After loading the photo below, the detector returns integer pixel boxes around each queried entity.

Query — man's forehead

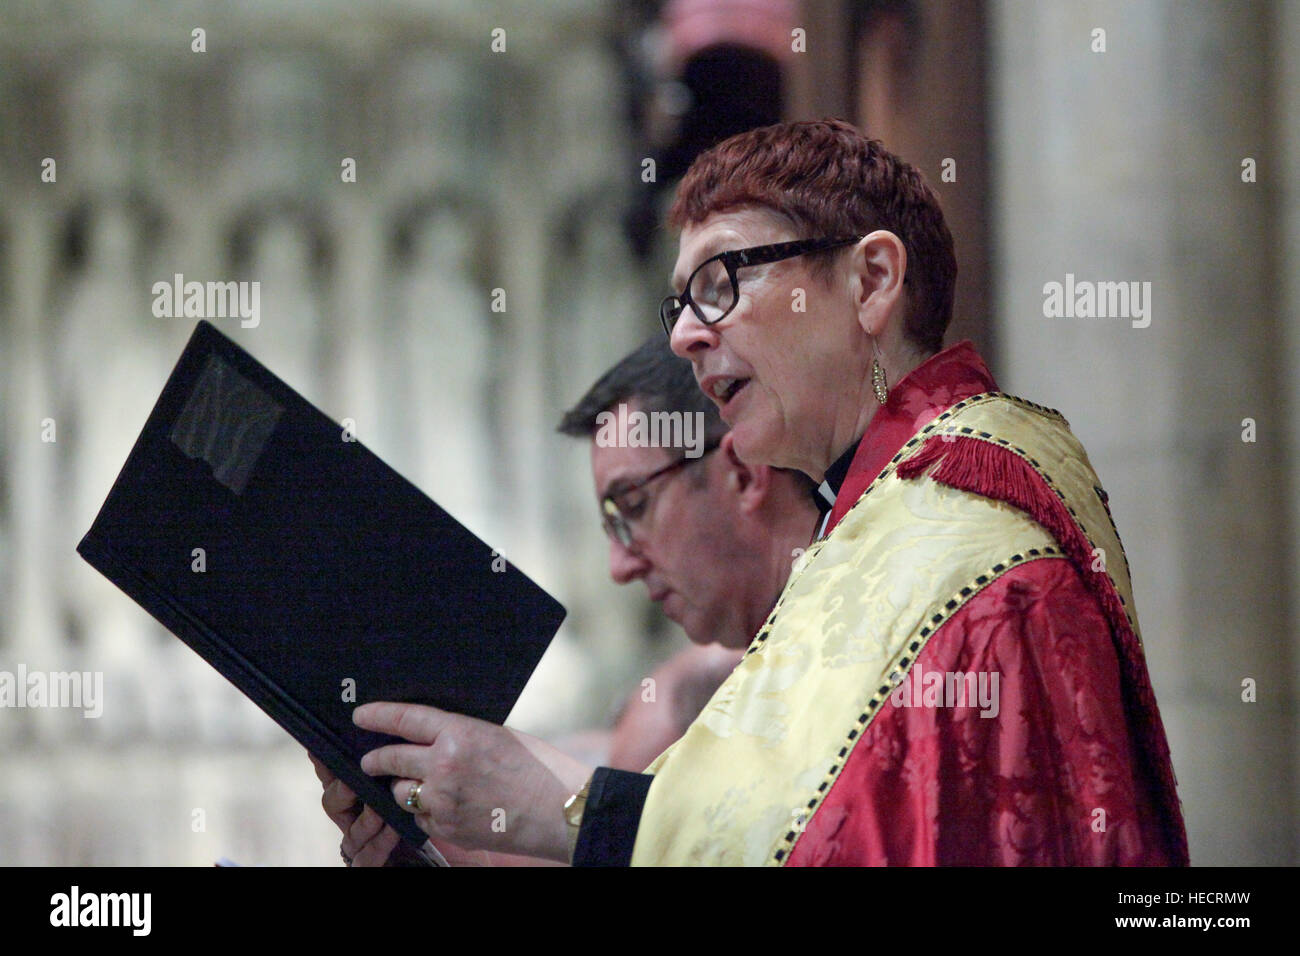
[589,420,678,498]
[590,445,678,499]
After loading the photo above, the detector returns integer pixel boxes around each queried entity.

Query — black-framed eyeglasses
[600,443,720,549]
[660,235,866,336]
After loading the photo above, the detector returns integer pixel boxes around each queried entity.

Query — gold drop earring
[871,341,889,405]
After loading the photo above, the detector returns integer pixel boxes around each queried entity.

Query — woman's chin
[730,421,782,469]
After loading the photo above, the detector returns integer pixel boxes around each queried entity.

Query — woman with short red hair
[620,117,1189,865]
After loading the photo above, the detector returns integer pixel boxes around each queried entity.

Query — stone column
[990,0,1295,864]
[1277,0,1300,867]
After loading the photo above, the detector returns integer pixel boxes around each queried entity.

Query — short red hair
[667,118,956,354]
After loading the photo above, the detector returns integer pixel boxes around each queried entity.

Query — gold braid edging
[772,545,1065,863]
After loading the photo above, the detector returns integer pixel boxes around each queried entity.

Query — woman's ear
[850,230,907,337]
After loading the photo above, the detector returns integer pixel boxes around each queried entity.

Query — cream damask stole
[629,394,1139,866]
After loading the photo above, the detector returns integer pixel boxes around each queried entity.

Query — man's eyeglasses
[660,235,866,336]
[601,444,720,549]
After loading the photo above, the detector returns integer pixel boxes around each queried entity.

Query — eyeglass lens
[686,257,736,324]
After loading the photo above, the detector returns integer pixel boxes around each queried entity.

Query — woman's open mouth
[711,377,750,407]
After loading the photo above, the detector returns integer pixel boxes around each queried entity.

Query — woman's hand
[355,702,593,863]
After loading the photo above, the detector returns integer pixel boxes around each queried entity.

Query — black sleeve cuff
[571,767,653,867]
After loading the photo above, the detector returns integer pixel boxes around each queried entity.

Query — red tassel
[898,434,1041,504]
[898,434,1190,865]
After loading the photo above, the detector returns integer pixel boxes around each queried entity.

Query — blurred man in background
[558,335,820,772]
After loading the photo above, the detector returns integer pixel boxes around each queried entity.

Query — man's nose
[609,537,650,584]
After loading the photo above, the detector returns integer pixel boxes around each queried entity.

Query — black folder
[77,320,566,850]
